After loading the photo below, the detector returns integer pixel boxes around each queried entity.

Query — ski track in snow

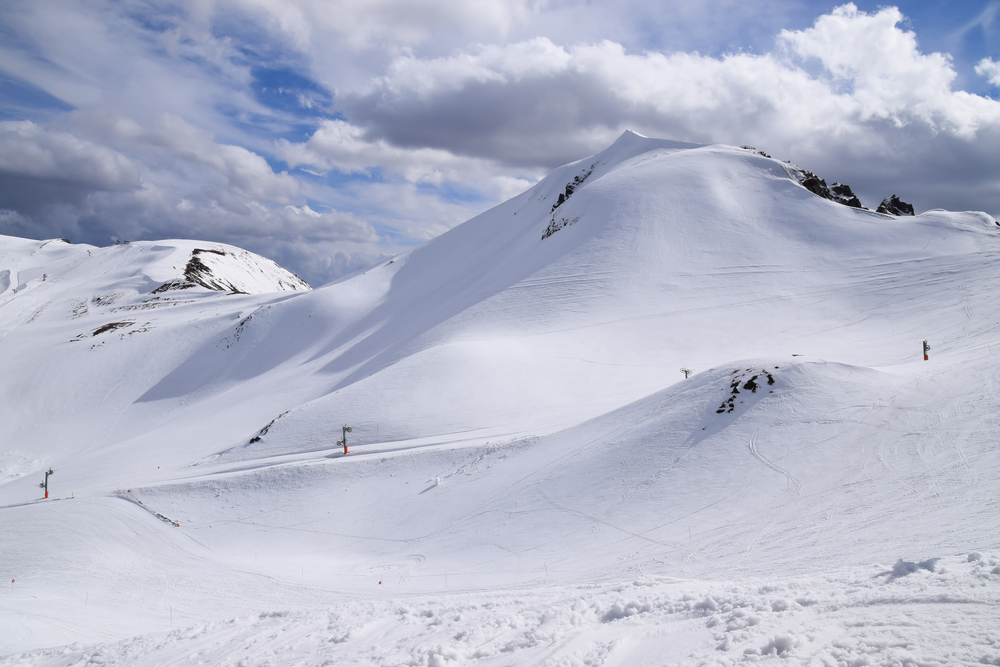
[746,430,801,496]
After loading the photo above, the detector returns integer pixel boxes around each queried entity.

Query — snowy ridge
[3,132,1000,665]
[0,236,309,298]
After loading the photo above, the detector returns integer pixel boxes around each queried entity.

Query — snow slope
[2,132,1000,665]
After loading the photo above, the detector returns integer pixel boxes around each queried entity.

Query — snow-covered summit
[0,236,309,299]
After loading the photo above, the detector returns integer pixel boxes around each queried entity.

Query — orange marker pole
[39,468,53,499]
[339,425,353,455]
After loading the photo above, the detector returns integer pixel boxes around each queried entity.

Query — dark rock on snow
[876,195,915,216]
[797,170,864,209]
[829,182,863,208]
[183,248,248,294]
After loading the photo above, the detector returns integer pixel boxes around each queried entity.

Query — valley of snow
[2,132,1000,666]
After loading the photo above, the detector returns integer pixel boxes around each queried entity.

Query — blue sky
[2,1,1000,285]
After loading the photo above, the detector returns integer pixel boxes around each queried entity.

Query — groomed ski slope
[2,132,1000,665]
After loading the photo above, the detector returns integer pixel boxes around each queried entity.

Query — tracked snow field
[2,133,1000,664]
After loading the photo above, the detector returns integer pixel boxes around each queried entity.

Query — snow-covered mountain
[3,132,1000,666]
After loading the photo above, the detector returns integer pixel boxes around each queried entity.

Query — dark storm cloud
[343,66,630,170]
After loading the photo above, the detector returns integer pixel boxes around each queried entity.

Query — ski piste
[2,132,1000,666]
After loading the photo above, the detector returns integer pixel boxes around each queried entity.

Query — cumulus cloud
[0,121,140,191]
[0,120,143,223]
[324,4,1000,216]
[0,112,304,219]
[77,111,302,204]
[231,0,536,52]
[779,4,995,133]
[278,119,469,179]
[0,113,382,285]
[276,118,536,200]
[976,58,1000,87]
[341,7,1000,164]
[276,204,377,243]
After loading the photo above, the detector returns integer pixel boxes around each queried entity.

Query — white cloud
[0,1,254,133]
[231,0,538,52]
[345,5,1000,160]
[276,118,536,199]
[374,37,573,95]
[73,111,301,204]
[325,4,1000,221]
[276,204,377,243]
[778,3,991,133]
[0,120,140,191]
[0,113,383,285]
[277,119,459,178]
[976,58,1000,87]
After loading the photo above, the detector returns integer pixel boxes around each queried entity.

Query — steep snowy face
[237,132,995,454]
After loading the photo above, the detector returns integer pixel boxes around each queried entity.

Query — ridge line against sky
[2,1,1000,286]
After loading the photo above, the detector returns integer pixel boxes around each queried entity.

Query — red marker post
[337,425,353,454]
[38,468,54,499]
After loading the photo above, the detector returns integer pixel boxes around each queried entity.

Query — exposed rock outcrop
[184,248,248,293]
[876,195,915,216]
[542,163,596,239]
[793,169,864,209]
[829,182,863,209]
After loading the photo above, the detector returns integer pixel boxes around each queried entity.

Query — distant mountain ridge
[0,236,309,299]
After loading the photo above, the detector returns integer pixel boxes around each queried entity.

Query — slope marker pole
[337,425,353,454]
[38,468,54,499]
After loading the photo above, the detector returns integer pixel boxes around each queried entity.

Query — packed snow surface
[2,132,1000,665]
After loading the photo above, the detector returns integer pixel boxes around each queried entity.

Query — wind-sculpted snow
[3,132,1000,664]
[4,554,998,666]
